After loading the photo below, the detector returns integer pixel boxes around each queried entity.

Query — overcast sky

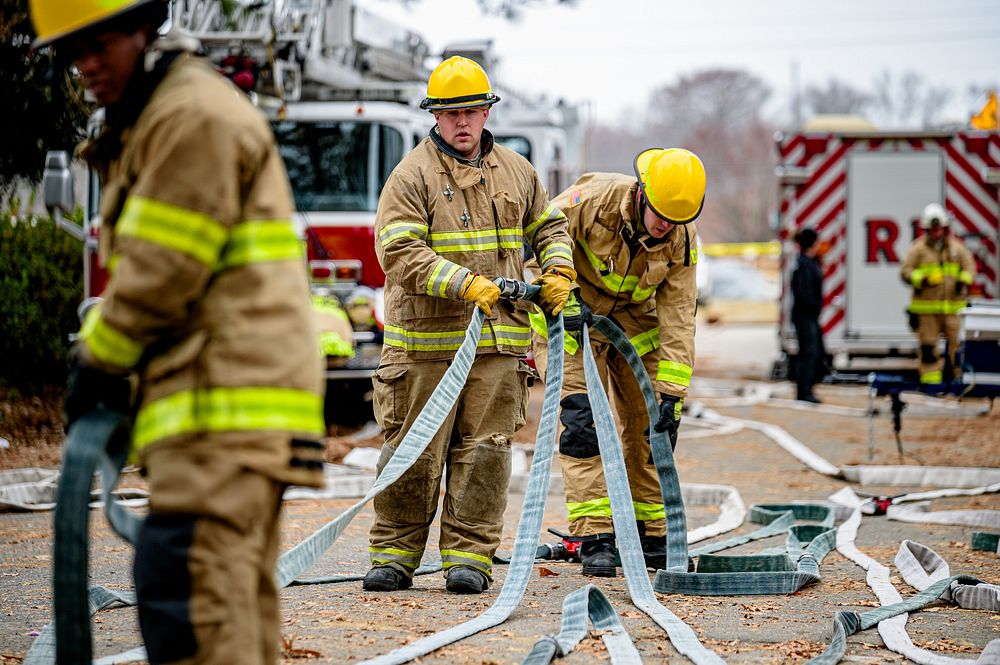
[371,0,1000,126]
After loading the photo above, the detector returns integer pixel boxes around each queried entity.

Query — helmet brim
[32,0,161,49]
[420,93,500,112]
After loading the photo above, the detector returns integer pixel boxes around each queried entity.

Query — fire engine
[46,0,584,425]
[774,121,1000,375]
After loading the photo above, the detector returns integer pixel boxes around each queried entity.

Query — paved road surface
[1,320,997,664]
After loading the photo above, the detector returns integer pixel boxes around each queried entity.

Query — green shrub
[0,209,83,394]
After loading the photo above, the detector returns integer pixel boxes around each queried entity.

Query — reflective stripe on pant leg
[917,315,944,384]
[608,345,665,536]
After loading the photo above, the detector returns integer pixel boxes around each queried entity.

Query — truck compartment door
[846,152,943,338]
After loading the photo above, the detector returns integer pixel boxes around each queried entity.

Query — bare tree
[870,69,953,128]
[640,68,777,243]
[803,78,871,117]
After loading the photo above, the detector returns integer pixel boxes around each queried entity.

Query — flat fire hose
[354,305,565,665]
[274,303,498,588]
[25,408,141,665]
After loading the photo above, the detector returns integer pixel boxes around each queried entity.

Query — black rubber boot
[362,566,412,591]
[639,535,666,571]
[445,566,488,594]
[580,535,617,577]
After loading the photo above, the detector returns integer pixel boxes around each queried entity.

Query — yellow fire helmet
[633,148,707,224]
[30,0,159,47]
[420,56,501,112]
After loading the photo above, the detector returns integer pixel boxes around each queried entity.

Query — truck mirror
[43,150,75,213]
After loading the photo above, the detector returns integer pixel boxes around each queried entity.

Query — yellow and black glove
[533,265,576,315]
[461,273,501,316]
[653,394,683,450]
[562,291,592,333]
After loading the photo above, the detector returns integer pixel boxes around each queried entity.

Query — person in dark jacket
[791,228,825,403]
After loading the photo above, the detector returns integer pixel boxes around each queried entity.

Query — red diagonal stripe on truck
[780,135,804,159]
[798,172,846,227]
[822,308,844,337]
[946,172,998,242]
[822,280,845,309]
[815,198,846,234]
[940,139,997,201]
[949,200,998,256]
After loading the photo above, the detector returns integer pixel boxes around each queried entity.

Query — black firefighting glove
[653,394,683,450]
[562,291,593,333]
[64,350,133,432]
[955,281,969,297]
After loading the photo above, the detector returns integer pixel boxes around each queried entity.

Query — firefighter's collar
[431,126,496,167]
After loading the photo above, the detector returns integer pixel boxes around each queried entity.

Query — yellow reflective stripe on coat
[629,327,659,357]
[920,370,943,384]
[311,295,349,320]
[428,228,522,253]
[79,306,144,369]
[370,546,423,570]
[383,323,530,351]
[529,310,579,354]
[218,220,303,269]
[441,549,492,574]
[132,387,324,450]
[425,259,464,297]
[379,221,428,248]
[578,238,652,302]
[910,268,926,287]
[116,196,228,267]
[633,500,666,522]
[319,331,353,358]
[909,300,968,314]
[656,360,692,387]
[539,242,574,269]
[524,202,564,241]
[567,497,612,521]
[959,270,973,284]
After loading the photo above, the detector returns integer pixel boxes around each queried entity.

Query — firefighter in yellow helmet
[31,1,325,662]
[365,56,575,594]
[900,203,976,384]
[530,148,704,576]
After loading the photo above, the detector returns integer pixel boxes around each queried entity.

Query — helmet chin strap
[637,187,691,266]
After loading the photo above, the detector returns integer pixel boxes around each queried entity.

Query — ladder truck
[46,0,584,426]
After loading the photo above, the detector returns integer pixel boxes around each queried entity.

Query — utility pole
[791,58,802,129]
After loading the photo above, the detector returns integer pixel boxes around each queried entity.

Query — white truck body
[775,130,1000,363]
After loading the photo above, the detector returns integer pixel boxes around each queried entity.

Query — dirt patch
[0,387,65,470]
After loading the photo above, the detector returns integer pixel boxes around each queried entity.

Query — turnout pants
[916,313,960,383]
[135,445,286,665]
[368,354,530,582]
[533,332,665,539]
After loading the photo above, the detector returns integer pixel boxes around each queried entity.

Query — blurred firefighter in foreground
[901,203,976,384]
[31,0,326,662]
[790,228,826,403]
[365,56,575,594]
[529,149,704,576]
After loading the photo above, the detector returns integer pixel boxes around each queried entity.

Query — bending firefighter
[32,1,325,663]
[530,149,705,576]
[365,56,575,594]
[900,203,976,385]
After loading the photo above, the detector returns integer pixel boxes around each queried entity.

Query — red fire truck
[774,124,1000,373]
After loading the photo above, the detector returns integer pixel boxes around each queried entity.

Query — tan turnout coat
[545,172,697,398]
[79,54,324,485]
[374,132,573,364]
